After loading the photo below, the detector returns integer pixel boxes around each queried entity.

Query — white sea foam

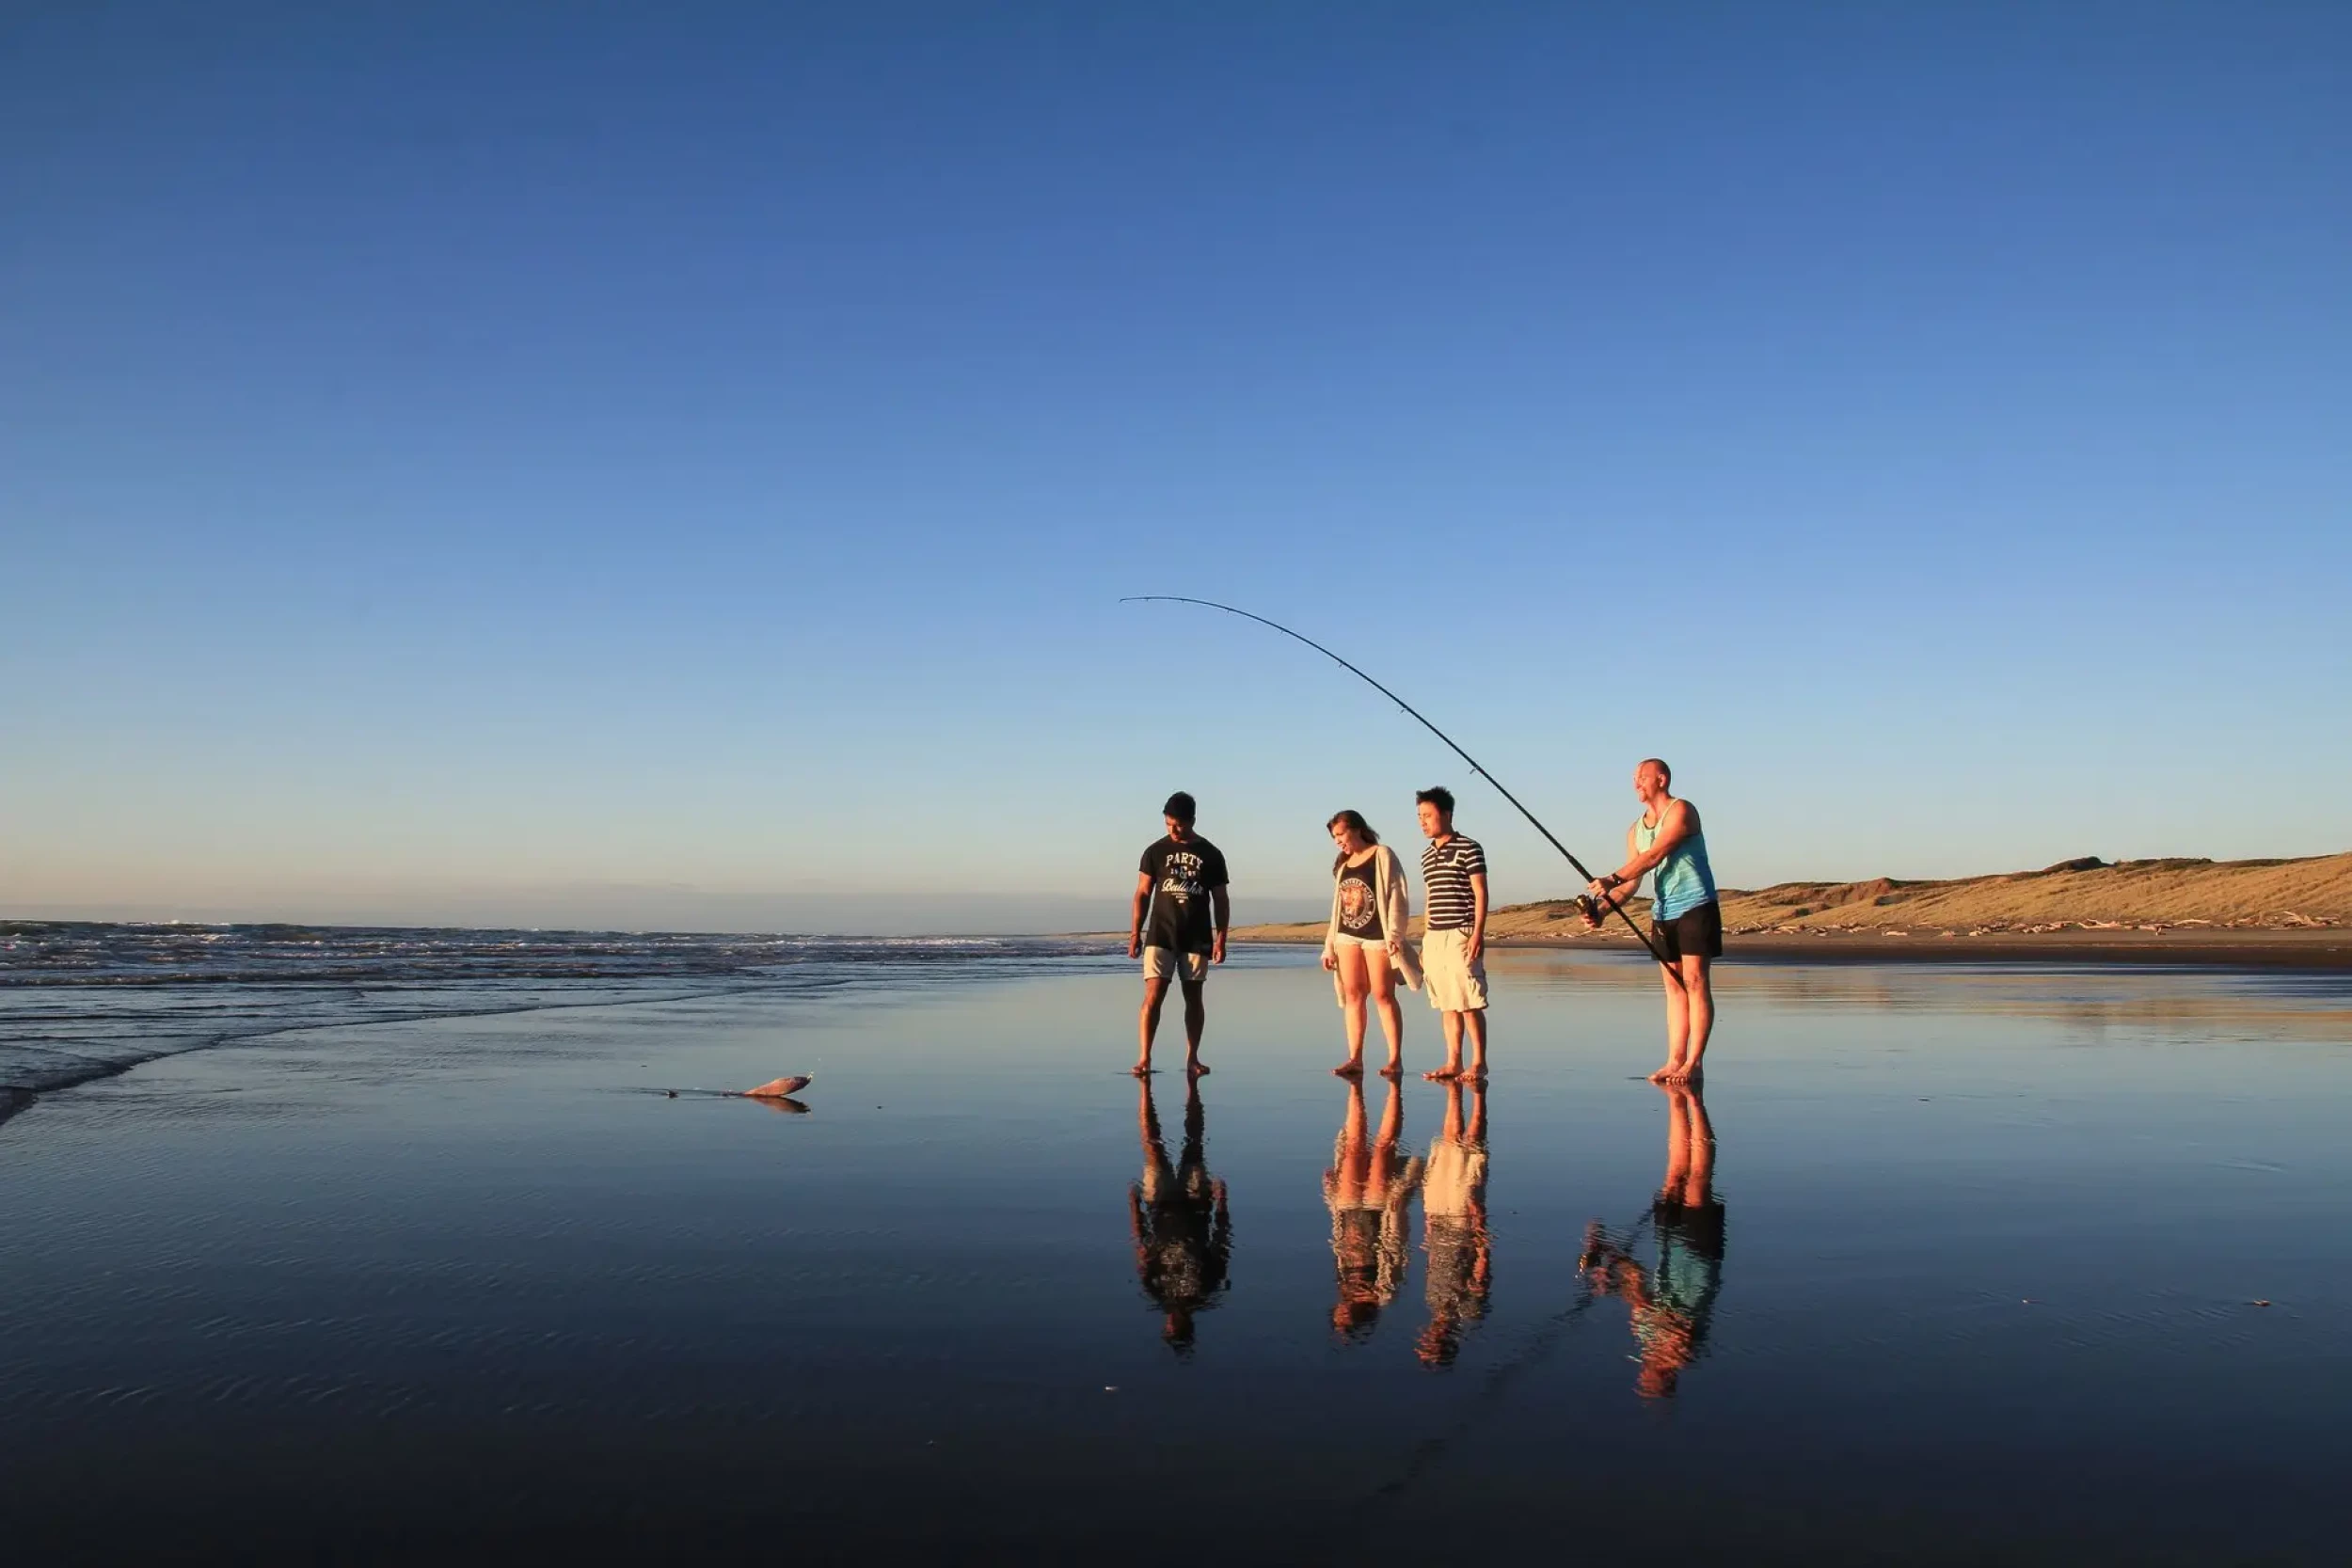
[0,922,1119,1095]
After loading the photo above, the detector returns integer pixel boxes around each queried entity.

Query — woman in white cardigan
[1321,810,1423,1077]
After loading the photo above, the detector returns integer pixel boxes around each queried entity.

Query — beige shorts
[1142,946,1210,984]
[1422,928,1487,1012]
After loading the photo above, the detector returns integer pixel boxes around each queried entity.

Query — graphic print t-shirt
[1140,835,1230,954]
[1336,858,1383,941]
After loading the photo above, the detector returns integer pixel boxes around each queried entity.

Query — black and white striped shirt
[1420,835,1486,931]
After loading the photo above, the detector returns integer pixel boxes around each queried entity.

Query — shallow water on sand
[4,948,2349,1563]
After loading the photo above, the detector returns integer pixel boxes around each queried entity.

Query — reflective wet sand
[4,950,2347,1561]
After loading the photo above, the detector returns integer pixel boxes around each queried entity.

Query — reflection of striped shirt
[1420,835,1486,930]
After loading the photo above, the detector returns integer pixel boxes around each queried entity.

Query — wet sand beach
[5,943,2350,1562]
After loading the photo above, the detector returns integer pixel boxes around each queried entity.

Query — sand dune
[1232,851,2352,949]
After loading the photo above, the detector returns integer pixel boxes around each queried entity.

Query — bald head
[1639,758,1671,788]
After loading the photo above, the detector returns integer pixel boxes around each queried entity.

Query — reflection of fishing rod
[1121,596,1669,967]
[1359,1207,1657,1510]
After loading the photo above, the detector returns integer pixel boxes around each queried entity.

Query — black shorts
[1653,1195,1727,1260]
[1653,900,1724,963]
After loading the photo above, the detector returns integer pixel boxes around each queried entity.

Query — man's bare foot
[1647,1061,1682,1084]
[1187,1060,1211,1076]
[1378,1062,1403,1079]
[1334,1060,1365,1077]
[1424,1065,1462,1082]
[1465,1066,1488,1084]
[1132,1063,1156,1077]
[1666,1062,1702,1085]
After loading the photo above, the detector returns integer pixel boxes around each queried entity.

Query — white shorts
[1422,1137,1490,1219]
[1142,946,1209,984]
[1329,932,1390,952]
[1422,928,1487,1012]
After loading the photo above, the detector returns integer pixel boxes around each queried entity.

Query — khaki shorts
[1143,946,1210,984]
[1422,928,1487,1012]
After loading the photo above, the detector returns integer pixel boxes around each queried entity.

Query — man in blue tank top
[1582,759,1721,1082]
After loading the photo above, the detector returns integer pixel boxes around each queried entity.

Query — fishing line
[1359,1206,1659,1512]
[1121,595,1670,967]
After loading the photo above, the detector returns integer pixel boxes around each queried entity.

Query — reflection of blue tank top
[1636,808,1717,920]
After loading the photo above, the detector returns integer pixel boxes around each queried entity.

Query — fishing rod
[1121,595,1670,967]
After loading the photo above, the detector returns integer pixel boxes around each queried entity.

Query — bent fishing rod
[1121,595,1670,967]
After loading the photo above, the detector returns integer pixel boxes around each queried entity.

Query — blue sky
[4,3,2346,932]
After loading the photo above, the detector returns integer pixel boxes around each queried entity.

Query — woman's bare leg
[1368,946,1404,1075]
[1370,1077,1406,1194]
[1335,943,1371,1074]
[1333,1079,1370,1202]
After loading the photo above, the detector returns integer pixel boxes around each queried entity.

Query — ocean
[0,920,1109,1098]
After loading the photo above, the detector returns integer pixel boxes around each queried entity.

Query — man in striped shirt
[1416,786,1490,1081]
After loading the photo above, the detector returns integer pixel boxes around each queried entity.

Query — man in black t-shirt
[1127,791,1231,1077]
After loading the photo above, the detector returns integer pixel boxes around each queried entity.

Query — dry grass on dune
[1232,852,2352,942]
[1711,852,2352,937]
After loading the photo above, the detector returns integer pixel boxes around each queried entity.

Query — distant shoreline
[1212,849,2350,970]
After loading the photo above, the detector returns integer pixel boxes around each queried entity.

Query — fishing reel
[1574,894,1609,926]
[1578,1219,1619,1274]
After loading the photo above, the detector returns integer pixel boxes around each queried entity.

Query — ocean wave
[0,923,1123,1100]
[0,921,1104,987]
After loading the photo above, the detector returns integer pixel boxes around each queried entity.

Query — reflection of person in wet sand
[1417,1078,1491,1366]
[1129,1076,1232,1352]
[1324,1077,1424,1341]
[1581,1084,1724,1399]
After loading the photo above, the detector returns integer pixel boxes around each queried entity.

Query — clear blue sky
[5,3,2346,932]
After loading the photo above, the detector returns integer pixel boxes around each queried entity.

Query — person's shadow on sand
[1129,1076,1232,1354]
[1581,1082,1725,1400]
